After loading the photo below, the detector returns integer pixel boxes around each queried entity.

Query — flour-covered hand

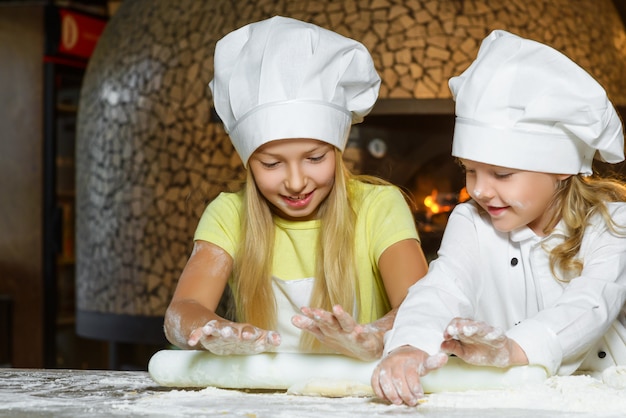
[371,346,448,406]
[188,319,281,355]
[291,305,385,361]
[441,317,527,367]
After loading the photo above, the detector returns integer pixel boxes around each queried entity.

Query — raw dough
[148,350,376,392]
[148,350,548,395]
[287,379,374,398]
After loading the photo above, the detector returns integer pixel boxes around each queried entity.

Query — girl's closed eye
[260,160,280,168]
[494,172,513,179]
[308,152,327,163]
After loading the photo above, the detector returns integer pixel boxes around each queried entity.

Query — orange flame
[424,191,441,214]
[424,187,470,217]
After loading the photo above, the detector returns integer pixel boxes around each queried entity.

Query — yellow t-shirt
[194,181,420,325]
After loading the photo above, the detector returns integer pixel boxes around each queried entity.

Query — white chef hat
[450,30,624,176]
[209,16,381,166]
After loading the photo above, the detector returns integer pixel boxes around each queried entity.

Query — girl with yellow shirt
[163,16,428,360]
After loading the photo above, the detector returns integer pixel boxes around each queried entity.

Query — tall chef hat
[209,16,381,166]
[449,30,624,176]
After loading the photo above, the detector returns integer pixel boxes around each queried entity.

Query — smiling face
[248,138,337,221]
[460,159,570,236]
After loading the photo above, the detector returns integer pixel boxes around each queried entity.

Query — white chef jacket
[385,200,626,376]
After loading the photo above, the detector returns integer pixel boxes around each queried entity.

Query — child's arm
[164,240,281,354]
[378,238,429,308]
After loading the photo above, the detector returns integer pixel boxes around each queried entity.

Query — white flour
[423,372,626,414]
[116,366,626,417]
[2,366,626,417]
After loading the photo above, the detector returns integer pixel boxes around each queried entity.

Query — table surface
[1,367,625,417]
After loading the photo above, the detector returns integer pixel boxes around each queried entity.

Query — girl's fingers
[332,305,357,332]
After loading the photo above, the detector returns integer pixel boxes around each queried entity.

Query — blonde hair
[545,173,626,281]
[231,148,395,351]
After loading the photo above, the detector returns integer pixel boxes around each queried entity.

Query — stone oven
[75,0,626,351]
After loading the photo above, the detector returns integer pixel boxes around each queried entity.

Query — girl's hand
[292,305,385,361]
[441,317,527,367]
[188,319,281,355]
[371,346,448,406]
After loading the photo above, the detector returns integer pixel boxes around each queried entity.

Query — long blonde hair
[231,148,394,351]
[544,173,626,281]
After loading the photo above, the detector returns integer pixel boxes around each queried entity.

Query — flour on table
[287,379,374,398]
[111,369,626,418]
[421,366,626,415]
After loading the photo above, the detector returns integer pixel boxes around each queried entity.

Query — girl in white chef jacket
[163,17,428,360]
[372,30,626,406]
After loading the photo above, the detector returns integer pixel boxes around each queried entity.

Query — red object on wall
[57,9,106,59]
